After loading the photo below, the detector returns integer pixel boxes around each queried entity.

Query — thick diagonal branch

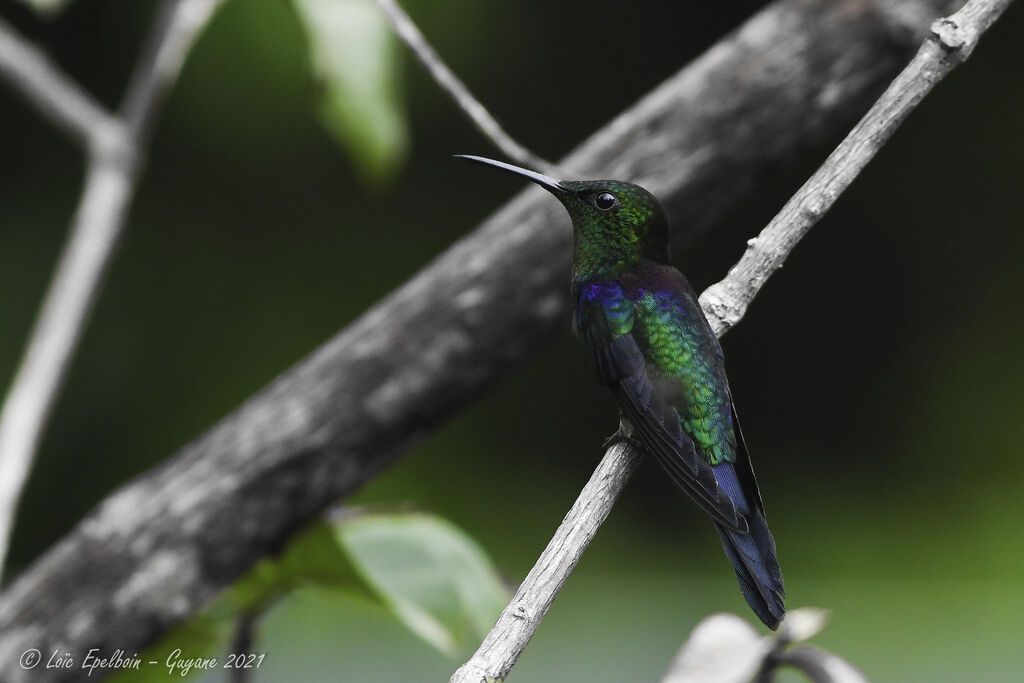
[0,1,965,680]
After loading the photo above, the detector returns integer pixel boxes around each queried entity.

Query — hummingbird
[457,155,785,629]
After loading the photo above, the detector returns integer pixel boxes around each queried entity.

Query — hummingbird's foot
[602,431,645,453]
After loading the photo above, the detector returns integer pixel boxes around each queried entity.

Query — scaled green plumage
[458,155,785,629]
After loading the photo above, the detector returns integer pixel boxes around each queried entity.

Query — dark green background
[1,0,1022,680]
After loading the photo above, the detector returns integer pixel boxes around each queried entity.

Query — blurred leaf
[776,607,830,645]
[15,0,74,18]
[110,519,380,682]
[107,614,230,683]
[662,609,867,683]
[110,511,505,680]
[227,518,377,613]
[335,510,509,656]
[292,0,409,187]
[660,613,770,683]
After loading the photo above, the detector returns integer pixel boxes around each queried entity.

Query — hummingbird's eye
[594,192,619,212]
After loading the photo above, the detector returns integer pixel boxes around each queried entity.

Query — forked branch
[0,0,224,580]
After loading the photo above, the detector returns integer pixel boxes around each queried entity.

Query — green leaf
[292,0,409,187]
[334,511,509,655]
[110,519,380,682]
[106,614,230,683]
[15,0,74,18]
[109,510,506,680]
[226,518,376,614]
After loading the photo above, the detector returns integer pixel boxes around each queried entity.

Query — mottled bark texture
[0,0,959,679]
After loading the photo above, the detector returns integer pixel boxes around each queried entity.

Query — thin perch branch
[0,0,224,579]
[700,0,1015,335]
[451,0,1013,679]
[451,443,642,683]
[0,1,969,678]
[373,0,557,174]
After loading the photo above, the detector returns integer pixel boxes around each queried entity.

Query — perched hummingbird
[457,155,785,629]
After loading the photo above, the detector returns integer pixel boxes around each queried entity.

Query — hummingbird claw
[602,431,645,453]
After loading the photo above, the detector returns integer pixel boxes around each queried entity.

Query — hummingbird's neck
[572,239,635,283]
[571,230,669,284]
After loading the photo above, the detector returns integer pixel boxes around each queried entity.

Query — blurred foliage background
[1,0,1022,680]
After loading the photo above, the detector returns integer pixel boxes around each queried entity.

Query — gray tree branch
[450,443,642,683]
[0,17,116,148]
[0,1,969,679]
[451,0,1013,680]
[373,0,557,174]
[699,0,1015,336]
[0,0,224,580]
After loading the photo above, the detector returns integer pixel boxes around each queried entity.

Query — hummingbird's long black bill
[454,155,564,194]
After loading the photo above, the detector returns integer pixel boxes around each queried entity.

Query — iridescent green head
[457,155,671,280]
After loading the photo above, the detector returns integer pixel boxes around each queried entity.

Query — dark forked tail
[711,402,786,629]
[714,511,785,629]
